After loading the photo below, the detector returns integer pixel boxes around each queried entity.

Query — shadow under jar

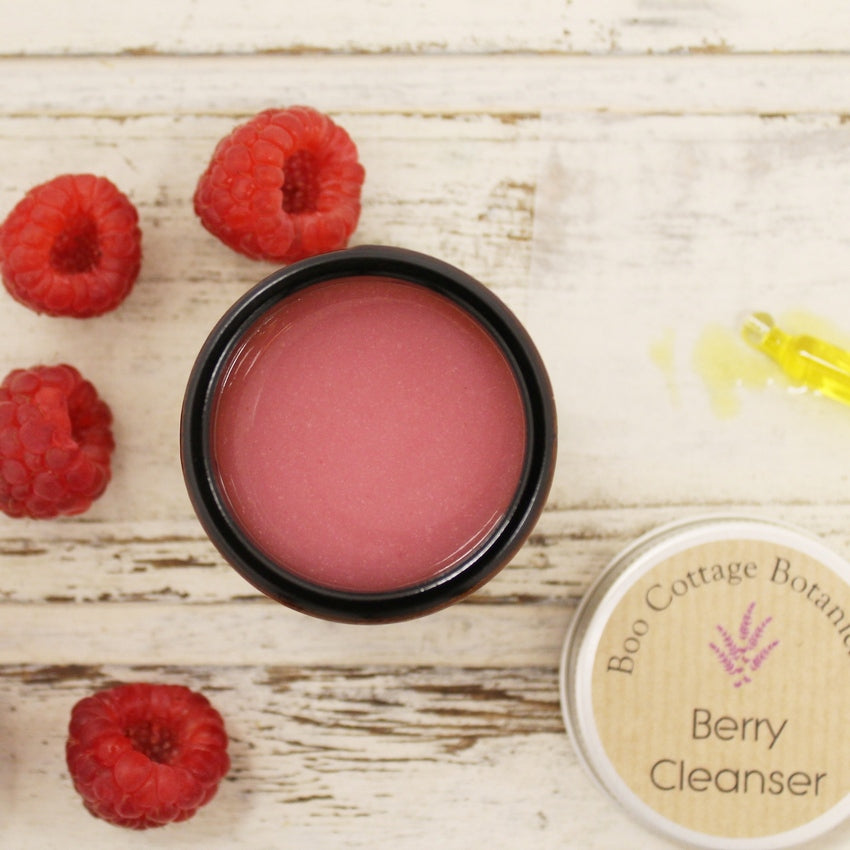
[180,246,556,622]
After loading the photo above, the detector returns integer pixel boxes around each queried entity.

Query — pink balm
[211,275,527,593]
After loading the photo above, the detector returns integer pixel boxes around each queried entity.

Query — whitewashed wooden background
[3,2,850,848]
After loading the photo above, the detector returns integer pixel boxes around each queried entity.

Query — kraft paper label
[591,539,850,838]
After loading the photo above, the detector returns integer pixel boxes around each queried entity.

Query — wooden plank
[0,600,572,668]
[4,1,850,56]
[6,55,850,118]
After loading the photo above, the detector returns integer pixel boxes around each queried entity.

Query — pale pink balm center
[211,275,527,593]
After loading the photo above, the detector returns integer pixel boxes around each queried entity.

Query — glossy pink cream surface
[211,275,527,593]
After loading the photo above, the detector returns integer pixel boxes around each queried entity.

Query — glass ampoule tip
[740,312,775,351]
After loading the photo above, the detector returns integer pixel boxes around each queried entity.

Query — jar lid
[560,515,850,849]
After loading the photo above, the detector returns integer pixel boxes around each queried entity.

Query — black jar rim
[180,245,557,623]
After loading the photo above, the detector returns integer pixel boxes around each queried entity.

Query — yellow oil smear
[692,324,775,419]
[649,328,679,405]
[742,312,850,406]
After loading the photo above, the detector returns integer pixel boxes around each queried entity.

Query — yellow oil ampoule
[741,312,850,406]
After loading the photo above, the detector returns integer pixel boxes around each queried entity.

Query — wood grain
[6,54,850,117]
[5,1,850,56]
[3,6,850,847]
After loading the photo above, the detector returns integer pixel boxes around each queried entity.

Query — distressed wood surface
[3,3,850,848]
[4,0,850,56]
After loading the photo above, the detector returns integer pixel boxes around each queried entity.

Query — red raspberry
[194,106,365,263]
[0,173,142,317]
[0,364,114,518]
[66,682,230,830]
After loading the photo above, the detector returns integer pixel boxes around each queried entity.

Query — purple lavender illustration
[709,602,779,687]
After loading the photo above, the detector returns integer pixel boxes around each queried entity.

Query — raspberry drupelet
[66,682,230,829]
[193,106,365,263]
[0,174,142,317]
[0,364,114,518]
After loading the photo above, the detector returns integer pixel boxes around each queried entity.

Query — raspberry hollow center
[281,151,320,214]
[125,720,178,765]
[50,214,101,275]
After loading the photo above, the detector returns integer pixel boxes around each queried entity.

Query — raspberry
[0,174,142,317]
[0,364,114,518]
[194,106,365,263]
[66,683,230,830]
